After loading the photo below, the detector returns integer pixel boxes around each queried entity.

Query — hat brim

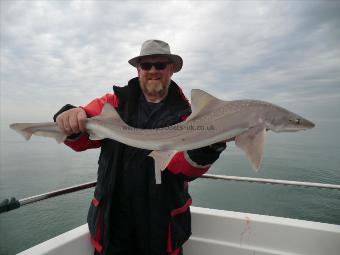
[128,54,183,73]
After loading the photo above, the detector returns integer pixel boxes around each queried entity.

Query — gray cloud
[1,0,339,124]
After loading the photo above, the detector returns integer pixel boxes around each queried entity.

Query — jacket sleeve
[166,142,226,182]
[53,93,119,152]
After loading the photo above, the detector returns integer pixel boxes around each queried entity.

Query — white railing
[1,174,340,214]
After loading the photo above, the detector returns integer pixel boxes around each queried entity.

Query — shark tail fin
[9,122,66,143]
[37,130,66,143]
[9,123,33,141]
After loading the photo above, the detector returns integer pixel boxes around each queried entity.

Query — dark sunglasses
[139,62,170,71]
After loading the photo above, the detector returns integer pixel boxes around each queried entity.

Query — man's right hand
[56,107,87,135]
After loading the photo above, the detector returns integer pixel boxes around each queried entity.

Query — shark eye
[289,118,301,125]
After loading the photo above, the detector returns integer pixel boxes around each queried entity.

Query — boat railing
[1,173,340,214]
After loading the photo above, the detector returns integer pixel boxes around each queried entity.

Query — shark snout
[304,119,315,129]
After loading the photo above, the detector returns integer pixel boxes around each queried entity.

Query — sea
[0,119,340,255]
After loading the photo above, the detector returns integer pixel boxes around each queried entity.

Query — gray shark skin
[10,89,315,182]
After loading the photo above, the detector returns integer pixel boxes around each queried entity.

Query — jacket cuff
[186,142,226,166]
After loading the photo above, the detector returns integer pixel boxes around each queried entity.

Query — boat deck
[18,206,340,255]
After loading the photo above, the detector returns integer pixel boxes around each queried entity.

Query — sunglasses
[139,62,170,71]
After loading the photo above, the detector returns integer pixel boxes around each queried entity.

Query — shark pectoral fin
[235,125,266,172]
[148,150,177,184]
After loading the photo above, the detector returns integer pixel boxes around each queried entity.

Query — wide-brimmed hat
[128,40,183,72]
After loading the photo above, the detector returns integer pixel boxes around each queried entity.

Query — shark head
[268,108,315,132]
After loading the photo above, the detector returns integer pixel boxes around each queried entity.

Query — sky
[1,0,340,126]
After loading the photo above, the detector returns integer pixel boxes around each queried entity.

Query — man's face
[137,56,174,100]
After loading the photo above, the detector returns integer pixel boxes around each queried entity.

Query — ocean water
[0,119,340,254]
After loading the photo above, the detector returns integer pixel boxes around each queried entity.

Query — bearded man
[54,40,227,255]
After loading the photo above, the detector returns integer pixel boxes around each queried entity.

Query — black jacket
[56,78,225,255]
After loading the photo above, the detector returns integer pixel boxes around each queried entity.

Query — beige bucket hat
[128,40,183,72]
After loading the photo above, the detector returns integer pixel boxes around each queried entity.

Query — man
[54,40,227,255]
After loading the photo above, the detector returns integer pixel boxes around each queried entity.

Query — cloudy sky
[1,0,340,126]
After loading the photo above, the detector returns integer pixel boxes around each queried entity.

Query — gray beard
[142,80,170,98]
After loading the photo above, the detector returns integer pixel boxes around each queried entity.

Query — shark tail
[9,122,66,143]
[9,123,34,141]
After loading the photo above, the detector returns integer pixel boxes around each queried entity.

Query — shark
[10,89,315,183]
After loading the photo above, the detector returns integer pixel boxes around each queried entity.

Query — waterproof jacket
[57,78,225,255]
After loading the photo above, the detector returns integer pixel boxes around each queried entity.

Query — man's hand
[56,107,87,135]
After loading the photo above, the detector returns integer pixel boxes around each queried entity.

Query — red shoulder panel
[82,93,119,117]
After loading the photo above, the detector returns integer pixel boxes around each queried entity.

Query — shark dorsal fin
[187,89,220,121]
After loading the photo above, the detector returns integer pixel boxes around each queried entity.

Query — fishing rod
[1,174,340,214]
[201,174,340,190]
[0,181,96,214]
